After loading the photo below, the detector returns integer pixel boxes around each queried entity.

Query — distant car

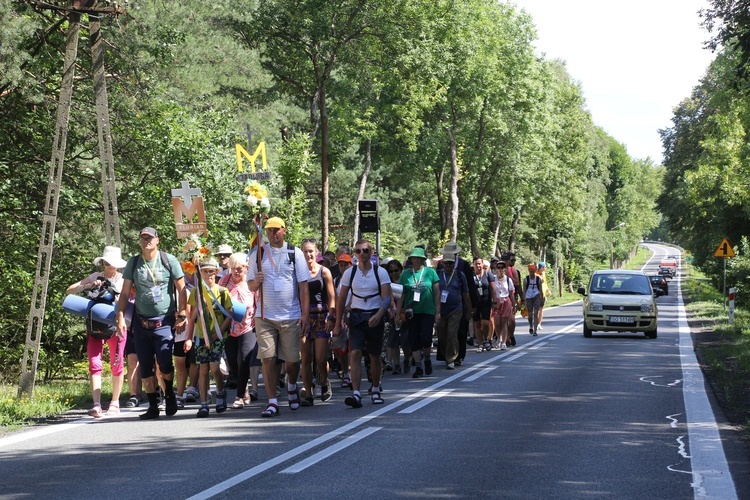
[577,270,658,339]
[649,274,668,296]
[659,266,674,279]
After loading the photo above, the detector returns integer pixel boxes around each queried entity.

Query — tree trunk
[491,199,501,257]
[353,139,372,244]
[320,86,330,250]
[447,129,459,242]
[508,210,520,253]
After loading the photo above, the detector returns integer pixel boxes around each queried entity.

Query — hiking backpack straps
[347,264,381,301]
[135,251,176,308]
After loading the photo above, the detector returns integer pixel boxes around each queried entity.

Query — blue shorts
[133,313,175,378]
[408,313,435,351]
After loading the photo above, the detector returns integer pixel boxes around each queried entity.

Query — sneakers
[321,383,333,403]
[446,362,455,370]
[476,345,483,353]
[248,389,259,401]
[344,393,363,408]
[215,390,228,414]
[88,405,103,418]
[537,325,544,331]
[185,386,199,402]
[424,359,432,375]
[412,366,424,379]
[176,396,185,410]
[500,344,507,351]
[454,359,463,366]
[158,398,166,411]
[483,342,492,352]
[197,404,209,418]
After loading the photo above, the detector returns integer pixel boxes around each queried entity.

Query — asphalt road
[1,244,747,499]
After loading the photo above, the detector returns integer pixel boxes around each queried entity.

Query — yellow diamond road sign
[714,238,736,258]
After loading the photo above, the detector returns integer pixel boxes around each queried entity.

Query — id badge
[440,290,449,303]
[413,291,421,302]
[151,285,163,304]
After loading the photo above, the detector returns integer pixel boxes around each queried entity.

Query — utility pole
[19,0,126,397]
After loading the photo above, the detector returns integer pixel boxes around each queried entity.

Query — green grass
[0,379,93,432]
[0,360,116,433]
[623,246,653,271]
[683,272,750,438]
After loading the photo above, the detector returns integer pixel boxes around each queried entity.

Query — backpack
[259,242,296,272]
[347,264,382,301]
[86,278,119,340]
[258,242,298,299]
[524,275,542,296]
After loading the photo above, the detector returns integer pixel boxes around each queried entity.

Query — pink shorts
[87,333,126,376]
[492,297,513,318]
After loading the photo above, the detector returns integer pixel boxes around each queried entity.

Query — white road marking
[398,389,455,414]
[640,376,682,388]
[462,365,498,382]
[529,342,548,350]
[675,275,738,499]
[502,352,528,362]
[279,427,382,473]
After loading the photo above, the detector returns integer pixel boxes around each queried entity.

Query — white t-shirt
[247,243,311,320]
[340,265,391,311]
[494,275,515,299]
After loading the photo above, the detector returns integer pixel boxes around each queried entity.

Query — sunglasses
[200,268,217,274]
[354,248,371,254]
[388,268,401,274]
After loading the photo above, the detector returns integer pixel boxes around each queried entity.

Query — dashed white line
[279,427,382,473]
[398,389,455,414]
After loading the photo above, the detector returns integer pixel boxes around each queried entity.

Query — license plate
[609,316,635,324]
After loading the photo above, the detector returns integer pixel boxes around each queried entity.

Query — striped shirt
[247,243,310,320]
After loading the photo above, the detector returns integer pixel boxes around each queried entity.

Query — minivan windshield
[590,274,652,295]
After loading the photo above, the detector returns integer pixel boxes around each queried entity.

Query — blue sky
[511,0,716,164]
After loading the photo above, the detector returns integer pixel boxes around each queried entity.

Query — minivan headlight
[589,303,603,312]
[641,303,654,313]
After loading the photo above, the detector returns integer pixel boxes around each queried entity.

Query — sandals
[105,404,120,416]
[124,396,140,408]
[261,403,280,417]
[344,393,363,409]
[196,404,209,418]
[300,395,315,407]
[371,392,384,405]
[341,374,352,389]
[231,398,245,409]
[88,405,103,418]
[321,383,333,402]
[288,388,300,411]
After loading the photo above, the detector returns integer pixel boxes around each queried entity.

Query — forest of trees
[659,0,750,306]
[0,0,667,380]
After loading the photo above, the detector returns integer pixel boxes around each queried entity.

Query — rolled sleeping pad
[62,294,133,326]
[391,283,403,301]
[230,301,247,322]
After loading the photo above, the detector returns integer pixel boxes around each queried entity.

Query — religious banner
[171,180,208,239]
